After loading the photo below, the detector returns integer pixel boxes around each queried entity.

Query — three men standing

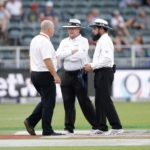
[24,18,123,136]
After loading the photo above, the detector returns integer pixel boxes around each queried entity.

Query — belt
[94,67,112,73]
[65,69,82,75]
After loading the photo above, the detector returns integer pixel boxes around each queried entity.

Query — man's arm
[56,40,78,60]
[29,57,33,84]
[66,39,89,62]
[44,58,61,84]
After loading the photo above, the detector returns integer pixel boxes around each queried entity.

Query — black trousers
[26,71,56,135]
[61,70,98,131]
[94,68,122,131]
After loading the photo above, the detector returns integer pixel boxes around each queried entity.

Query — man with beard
[84,18,123,135]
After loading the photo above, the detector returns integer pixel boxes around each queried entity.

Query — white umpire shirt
[56,34,90,71]
[30,32,57,72]
[90,33,114,70]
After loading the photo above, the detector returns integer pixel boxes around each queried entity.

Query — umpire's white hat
[62,19,81,28]
[90,18,112,29]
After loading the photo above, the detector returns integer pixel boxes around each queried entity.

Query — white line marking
[0,139,150,147]
[15,130,90,135]
[15,129,150,135]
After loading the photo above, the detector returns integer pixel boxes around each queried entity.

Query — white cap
[62,19,81,28]
[46,1,53,7]
[63,19,81,28]
[90,18,112,29]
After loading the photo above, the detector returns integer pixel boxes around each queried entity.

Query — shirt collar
[69,34,81,41]
[101,33,108,38]
[40,32,50,39]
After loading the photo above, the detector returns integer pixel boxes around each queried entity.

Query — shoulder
[98,35,107,45]
[60,37,69,43]
[30,35,39,43]
[31,35,42,42]
[101,34,111,40]
[79,35,88,43]
[81,36,88,41]
[31,35,49,45]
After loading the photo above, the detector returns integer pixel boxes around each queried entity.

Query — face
[93,26,105,35]
[46,6,52,11]
[92,26,105,41]
[48,25,55,37]
[91,27,100,41]
[68,27,80,39]
[139,11,146,18]
[92,26,99,35]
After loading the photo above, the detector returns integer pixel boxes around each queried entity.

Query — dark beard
[92,34,101,41]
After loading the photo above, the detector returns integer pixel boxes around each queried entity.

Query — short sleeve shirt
[30,32,57,72]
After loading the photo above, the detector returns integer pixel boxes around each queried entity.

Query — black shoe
[24,119,36,136]
[43,131,64,136]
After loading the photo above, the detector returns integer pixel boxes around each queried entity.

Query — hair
[40,20,54,32]
[103,27,108,32]
[97,26,108,32]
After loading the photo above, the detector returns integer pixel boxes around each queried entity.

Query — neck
[41,31,48,35]
[70,34,80,39]
[101,31,107,35]
[40,32,49,38]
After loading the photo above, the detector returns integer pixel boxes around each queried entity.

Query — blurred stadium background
[0,0,150,149]
[0,0,150,103]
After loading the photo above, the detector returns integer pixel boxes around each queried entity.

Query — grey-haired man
[57,19,98,134]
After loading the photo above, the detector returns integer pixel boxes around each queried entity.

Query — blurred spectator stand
[132,32,145,57]
[0,1,10,43]
[40,1,59,25]
[24,2,40,23]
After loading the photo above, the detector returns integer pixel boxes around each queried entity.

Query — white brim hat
[62,19,81,28]
[90,18,112,29]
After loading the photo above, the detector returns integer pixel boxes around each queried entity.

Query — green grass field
[0,102,150,134]
[0,101,150,150]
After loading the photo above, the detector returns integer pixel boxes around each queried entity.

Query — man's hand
[54,75,61,84]
[84,64,93,72]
